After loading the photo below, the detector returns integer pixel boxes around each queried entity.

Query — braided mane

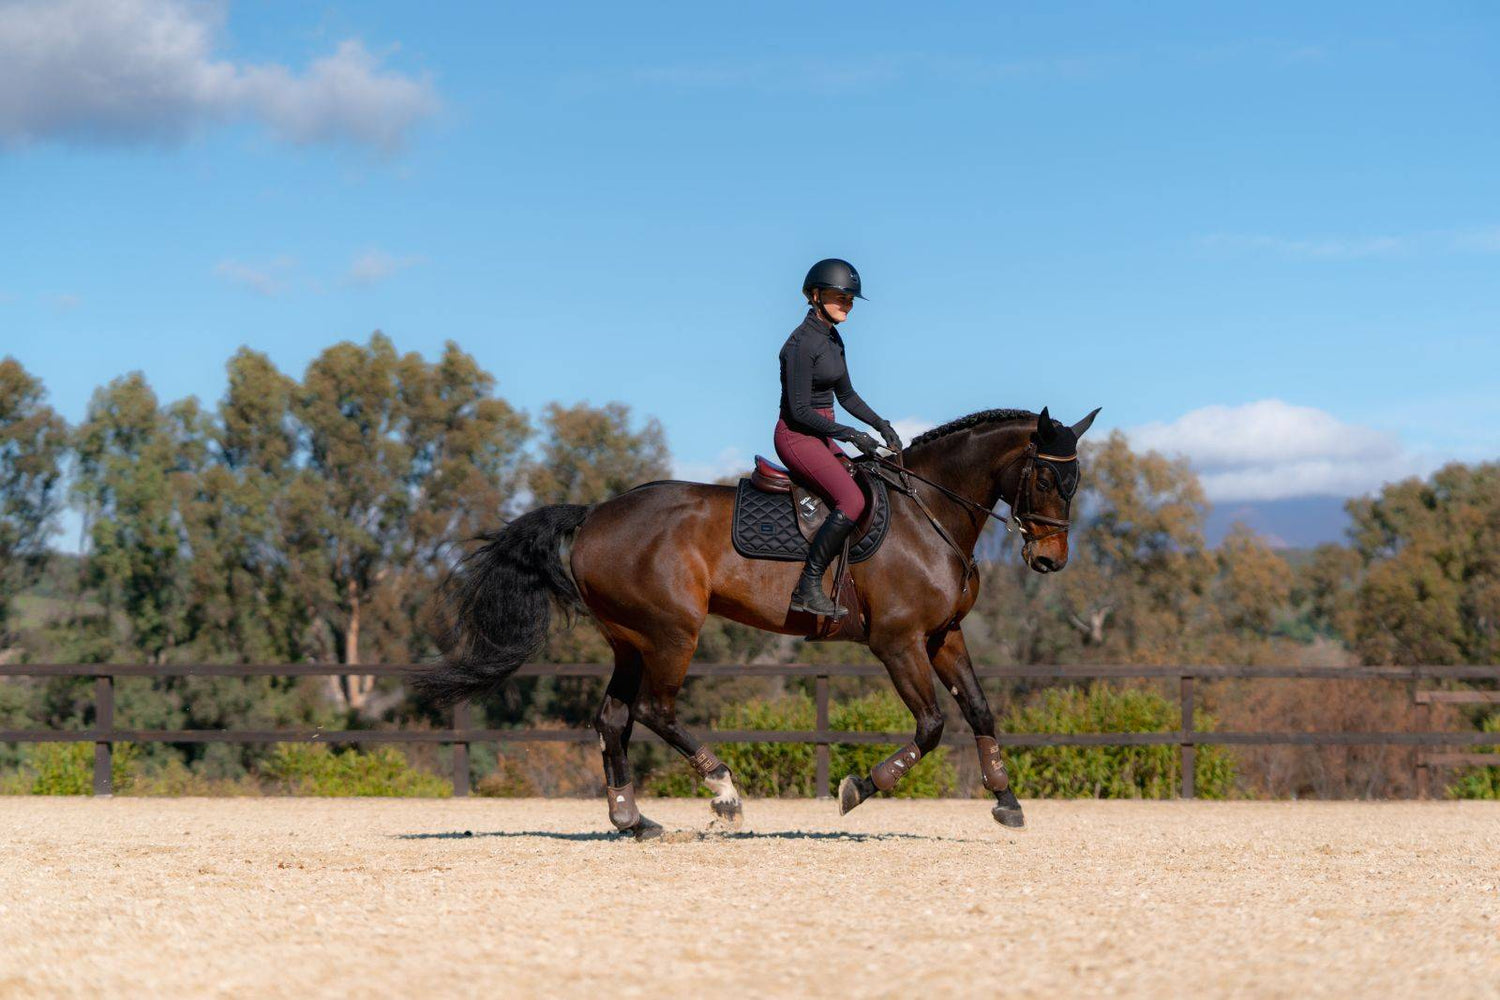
[908,408,1038,449]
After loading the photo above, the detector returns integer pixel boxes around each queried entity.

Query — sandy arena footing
[2,797,1498,999]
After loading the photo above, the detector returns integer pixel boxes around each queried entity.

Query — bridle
[870,439,1078,589]
[1007,441,1078,547]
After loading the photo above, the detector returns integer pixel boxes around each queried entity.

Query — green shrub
[128,758,263,796]
[1446,715,1500,800]
[649,694,818,798]
[0,742,137,795]
[1000,686,1236,799]
[260,743,451,797]
[830,690,956,798]
[646,684,1235,800]
[647,690,955,798]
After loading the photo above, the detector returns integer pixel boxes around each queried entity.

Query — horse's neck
[905,424,1029,551]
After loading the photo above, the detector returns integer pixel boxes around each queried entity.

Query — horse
[415,405,1100,838]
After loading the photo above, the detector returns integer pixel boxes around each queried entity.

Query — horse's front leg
[928,626,1025,828]
[838,633,945,814]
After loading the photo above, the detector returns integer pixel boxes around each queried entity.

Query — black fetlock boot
[789,509,857,618]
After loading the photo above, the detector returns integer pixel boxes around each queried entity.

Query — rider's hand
[848,431,882,457]
[878,422,903,453]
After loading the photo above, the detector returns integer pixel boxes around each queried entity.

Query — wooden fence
[2,663,1497,798]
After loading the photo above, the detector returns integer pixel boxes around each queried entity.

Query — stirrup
[790,577,847,618]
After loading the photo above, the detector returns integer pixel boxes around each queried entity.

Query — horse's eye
[1036,478,1052,493]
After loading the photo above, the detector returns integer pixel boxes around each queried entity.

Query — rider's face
[815,289,853,323]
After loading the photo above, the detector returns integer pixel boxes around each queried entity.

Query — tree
[1209,523,1294,660]
[72,374,197,663]
[287,334,529,709]
[1347,462,1500,665]
[174,349,304,664]
[1294,543,1363,643]
[0,359,67,641]
[528,401,671,505]
[1047,431,1215,664]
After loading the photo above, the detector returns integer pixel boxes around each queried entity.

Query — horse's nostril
[1034,556,1058,573]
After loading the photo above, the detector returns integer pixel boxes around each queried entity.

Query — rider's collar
[805,307,838,332]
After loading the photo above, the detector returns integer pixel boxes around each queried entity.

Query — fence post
[1179,674,1195,800]
[452,701,471,798]
[1414,689,1430,800]
[93,674,114,797]
[815,673,830,798]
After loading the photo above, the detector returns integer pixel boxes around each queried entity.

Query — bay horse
[416,405,1099,838]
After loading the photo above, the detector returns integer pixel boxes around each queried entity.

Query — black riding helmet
[802,258,866,300]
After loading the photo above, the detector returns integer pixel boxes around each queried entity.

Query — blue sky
[2,0,1496,507]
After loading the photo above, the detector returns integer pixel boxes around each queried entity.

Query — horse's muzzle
[1029,553,1065,573]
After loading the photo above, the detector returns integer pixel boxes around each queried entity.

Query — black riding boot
[790,509,857,618]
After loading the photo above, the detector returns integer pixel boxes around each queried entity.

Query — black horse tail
[414,504,591,706]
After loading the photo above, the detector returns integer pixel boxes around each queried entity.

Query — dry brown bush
[1210,677,1462,799]
[477,728,601,798]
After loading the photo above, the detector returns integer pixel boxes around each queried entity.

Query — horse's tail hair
[414,504,591,706]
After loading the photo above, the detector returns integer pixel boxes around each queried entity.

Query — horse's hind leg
[631,637,745,825]
[929,627,1024,829]
[839,634,945,815]
[594,644,661,840]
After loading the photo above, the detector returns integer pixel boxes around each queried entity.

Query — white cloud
[1203,227,1500,261]
[48,292,81,311]
[672,446,751,484]
[889,417,937,444]
[214,256,294,296]
[0,0,438,150]
[1201,233,1405,260]
[1128,399,1432,502]
[1451,227,1500,253]
[346,248,422,286]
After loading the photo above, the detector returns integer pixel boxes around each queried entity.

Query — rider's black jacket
[778,309,886,440]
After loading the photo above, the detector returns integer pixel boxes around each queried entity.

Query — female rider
[776,258,902,618]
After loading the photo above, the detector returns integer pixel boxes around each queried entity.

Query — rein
[869,442,1077,589]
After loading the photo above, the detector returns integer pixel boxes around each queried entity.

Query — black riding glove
[878,422,903,453]
[846,431,882,457]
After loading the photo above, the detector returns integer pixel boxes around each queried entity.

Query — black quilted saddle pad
[731,475,890,563]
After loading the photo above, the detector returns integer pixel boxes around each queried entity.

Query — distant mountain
[1205,496,1353,549]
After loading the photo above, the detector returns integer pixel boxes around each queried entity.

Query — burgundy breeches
[773,408,866,521]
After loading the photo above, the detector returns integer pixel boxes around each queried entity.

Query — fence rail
[2,663,1497,799]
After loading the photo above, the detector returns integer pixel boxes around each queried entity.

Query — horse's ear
[1071,407,1101,438]
[1035,406,1054,445]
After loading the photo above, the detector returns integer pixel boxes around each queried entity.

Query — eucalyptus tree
[288,333,528,709]
[528,401,671,506]
[71,373,198,662]
[0,358,67,642]
[174,348,304,664]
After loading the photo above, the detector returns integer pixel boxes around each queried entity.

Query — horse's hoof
[992,804,1026,829]
[838,775,873,816]
[711,798,743,824]
[627,816,664,841]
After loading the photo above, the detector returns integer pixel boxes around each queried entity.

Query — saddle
[732,455,893,643]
